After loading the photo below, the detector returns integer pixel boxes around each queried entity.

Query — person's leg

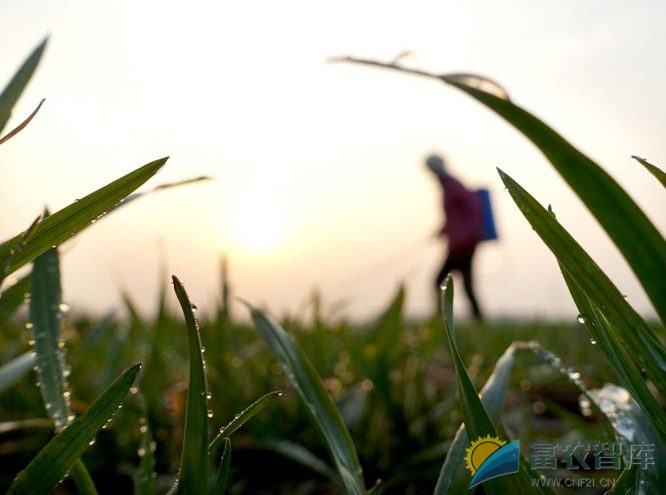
[461,249,483,320]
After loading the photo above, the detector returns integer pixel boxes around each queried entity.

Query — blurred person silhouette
[426,153,491,320]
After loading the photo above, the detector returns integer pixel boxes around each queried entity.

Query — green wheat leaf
[171,275,209,495]
[0,38,47,133]
[631,155,666,188]
[0,353,36,394]
[246,302,366,495]
[561,268,666,444]
[211,438,231,495]
[0,157,167,276]
[439,277,546,494]
[8,364,141,495]
[209,390,282,454]
[498,169,666,401]
[606,464,639,495]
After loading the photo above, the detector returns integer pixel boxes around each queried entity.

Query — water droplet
[207,410,214,418]
[205,392,212,400]
[191,304,198,312]
[137,447,146,457]
[24,322,33,329]
[139,425,148,433]
[130,386,139,395]
[89,439,96,446]
[576,314,586,324]
[590,338,597,345]
[59,303,70,313]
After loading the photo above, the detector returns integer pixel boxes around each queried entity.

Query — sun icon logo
[464,435,520,488]
[465,435,506,475]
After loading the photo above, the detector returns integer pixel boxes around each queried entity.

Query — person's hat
[425,154,447,175]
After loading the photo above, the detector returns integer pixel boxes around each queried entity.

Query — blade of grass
[208,390,282,454]
[606,464,639,495]
[135,390,156,495]
[0,353,36,394]
[435,342,519,493]
[110,175,212,210]
[561,268,666,444]
[0,418,53,435]
[84,310,116,348]
[439,277,548,494]
[436,338,635,494]
[0,157,167,276]
[0,38,47,133]
[498,169,666,398]
[0,98,44,146]
[362,286,410,444]
[439,277,510,494]
[29,246,70,431]
[0,274,30,322]
[588,383,664,493]
[30,244,98,494]
[211,438,231,495]
[631,155,666,188]
[8,363,141,495]
[331,56,666,321]
[0,215,42,286]
[246,302,366,495]
[261,439,337,480]
[171,275,209,495]
[69,463,97,495]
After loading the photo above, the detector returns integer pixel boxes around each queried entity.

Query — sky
[1,0,665,321]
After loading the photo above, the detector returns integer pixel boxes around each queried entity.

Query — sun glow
[229,189,287,253]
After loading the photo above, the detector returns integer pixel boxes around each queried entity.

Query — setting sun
[230,189,286,253]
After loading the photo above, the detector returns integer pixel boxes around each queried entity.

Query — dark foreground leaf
[171,276,209,495]
[561,268,666,444]
[499,169,666,421]
[438,277,548,494]
[29,245,98,494]
[0,157,167,276]
[632,155,666,188]
[8,364,141,495]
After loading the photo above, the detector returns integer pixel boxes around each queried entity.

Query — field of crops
[0,279,624,494]
[0,39,664,495]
